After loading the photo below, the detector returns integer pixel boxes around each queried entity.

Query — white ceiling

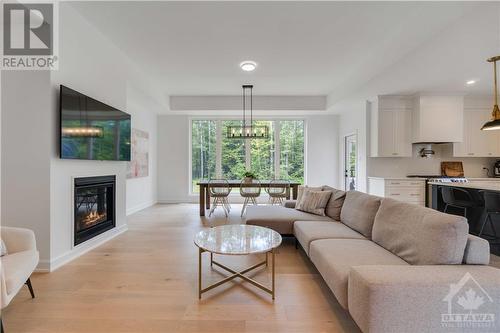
[69,1,498,111]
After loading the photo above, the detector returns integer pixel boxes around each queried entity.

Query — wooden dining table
[197,180,301,216]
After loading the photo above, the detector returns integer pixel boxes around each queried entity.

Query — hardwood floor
[3,204,360,333]
[4,203,500,333]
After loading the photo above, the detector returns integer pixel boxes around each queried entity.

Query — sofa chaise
[245,189,500,333]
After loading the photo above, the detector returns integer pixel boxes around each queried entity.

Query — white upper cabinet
[453,99,500,157]
[412,95,464,143]
[371,96,412,157]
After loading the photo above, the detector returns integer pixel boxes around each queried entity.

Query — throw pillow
[322,186,346,221]
[0,239,7,257]
[296,190,332,216]
[296,185,322,203]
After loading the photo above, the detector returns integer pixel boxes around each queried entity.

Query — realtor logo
[2,1,58,69]
[441,272,496,329]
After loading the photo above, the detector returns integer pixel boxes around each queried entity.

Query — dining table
[197,180,301,216]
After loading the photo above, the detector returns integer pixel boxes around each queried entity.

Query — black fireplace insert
[74,175,116,245]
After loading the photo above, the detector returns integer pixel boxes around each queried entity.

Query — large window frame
[189,117,307,195]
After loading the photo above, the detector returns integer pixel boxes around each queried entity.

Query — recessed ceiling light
[466,80,477,85]
[240,61,257,72]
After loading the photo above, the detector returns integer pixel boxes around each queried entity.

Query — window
[279,120,304,184]
[190,119,305,193]
[250,121,275,180]
[191,120,216,193]
[221,120,246,180]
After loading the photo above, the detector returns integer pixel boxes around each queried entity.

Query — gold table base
[198,248,276,300]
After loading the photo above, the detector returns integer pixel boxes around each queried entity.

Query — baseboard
[157,199,197,204]
[36,224,128,272]
[126,200,157,216]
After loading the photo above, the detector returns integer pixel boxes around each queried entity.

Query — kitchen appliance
[494,160,500,177]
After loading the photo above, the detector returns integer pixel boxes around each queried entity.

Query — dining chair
[240,179,261,216]
[265,180,290,205]
[208,179,231,217]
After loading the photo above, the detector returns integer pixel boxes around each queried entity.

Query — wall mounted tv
[60,85,131,161]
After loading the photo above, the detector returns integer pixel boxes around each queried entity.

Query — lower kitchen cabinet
[368,177,426,206]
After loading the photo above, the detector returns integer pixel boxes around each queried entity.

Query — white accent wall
[157,114,339,203]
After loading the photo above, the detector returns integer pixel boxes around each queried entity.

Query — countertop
[428,181,500,192]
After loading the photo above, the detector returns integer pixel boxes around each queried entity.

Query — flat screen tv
[60,85,131,161]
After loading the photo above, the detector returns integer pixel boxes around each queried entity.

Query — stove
[407,175,469,183]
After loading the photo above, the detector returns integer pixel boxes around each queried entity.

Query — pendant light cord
[495,60,498,107]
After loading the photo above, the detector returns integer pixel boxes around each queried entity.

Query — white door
[344,134,358,191]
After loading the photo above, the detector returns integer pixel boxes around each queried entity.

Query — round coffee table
[194,224,282,299]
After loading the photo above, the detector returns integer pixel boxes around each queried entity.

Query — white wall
[1,71,52,262]
[1,3,162,271]
[157,114,339,203]
[337,101,369,192]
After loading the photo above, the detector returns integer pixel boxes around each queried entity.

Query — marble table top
[194,225,282,255]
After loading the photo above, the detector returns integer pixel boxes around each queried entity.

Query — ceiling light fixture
[226,85,269,140]
[466,80,476,85]
[240,61,257,72]
[481,56,500,131]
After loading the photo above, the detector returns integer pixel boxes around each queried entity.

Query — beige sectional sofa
[245,189,500,333]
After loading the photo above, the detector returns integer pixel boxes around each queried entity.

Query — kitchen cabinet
[453,108,500,157]
[370,96,412,157]
[368,177,426,206]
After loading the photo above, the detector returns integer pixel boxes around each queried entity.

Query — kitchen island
[429,180,499,255]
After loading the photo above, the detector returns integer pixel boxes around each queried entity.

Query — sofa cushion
[296,190,332,216]
[463,234,490,265]
[372,198,469,265]
[294,221,365,255]
[309,239,408,309]
[348,265,500,333]
[2,250,39,295]
[245,205,333,235]
[322,186,346,220]
[340,191,381,239]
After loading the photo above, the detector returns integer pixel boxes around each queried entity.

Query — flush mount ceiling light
[240,61,257,72]
[466,80,477,85]
[481,56,500,131]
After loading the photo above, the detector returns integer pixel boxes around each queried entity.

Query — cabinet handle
[467,153,474,156]
[392,153,399,156]
[390,193,401,196]
[391,182,401,185]
[410,193,420,196]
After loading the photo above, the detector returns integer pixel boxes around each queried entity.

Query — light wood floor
[4,203,500,333]
[3,204,361,333]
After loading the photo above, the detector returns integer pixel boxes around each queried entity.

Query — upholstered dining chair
[240,179,261,216]
[265,179,290,205]
[1,227,39,332]
[208,179,232,217]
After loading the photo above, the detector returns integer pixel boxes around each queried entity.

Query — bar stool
[478,190,500,244]
[265,180,290,205]
[441,186,479,218]
[208,179,231,217]
[240,179,261,217]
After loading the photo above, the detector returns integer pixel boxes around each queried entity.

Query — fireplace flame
[82,211,106,227]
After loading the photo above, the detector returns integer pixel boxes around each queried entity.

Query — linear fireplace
[74,175,116,246]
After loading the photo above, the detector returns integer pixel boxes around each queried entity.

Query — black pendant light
[226,85,269,139]
[481,56,500,131]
